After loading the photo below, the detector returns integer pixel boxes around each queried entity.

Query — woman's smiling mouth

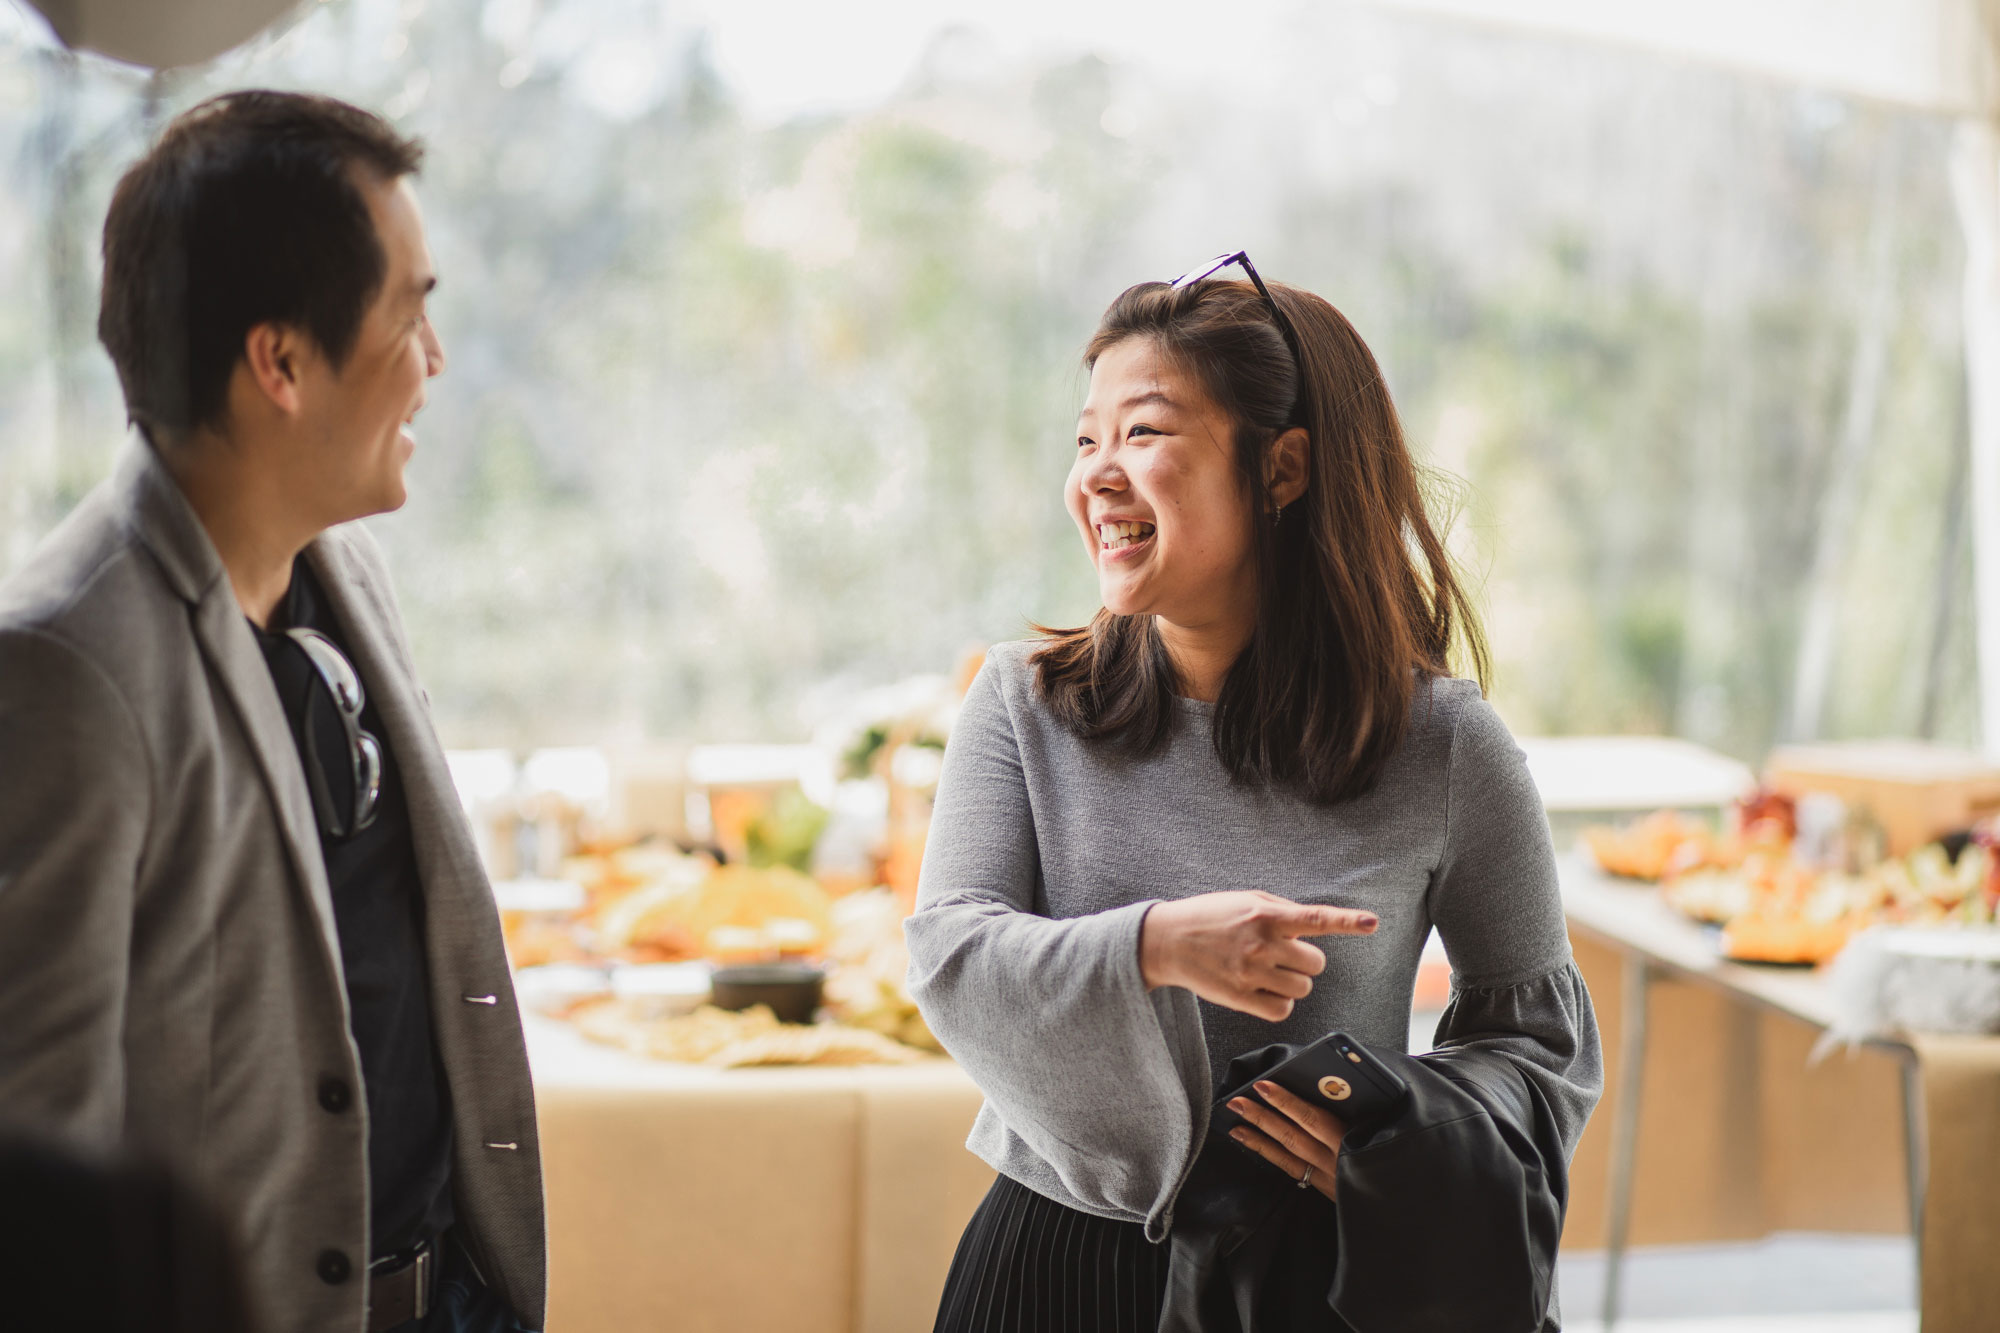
[1096,520,1156,558]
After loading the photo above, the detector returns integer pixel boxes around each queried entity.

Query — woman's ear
[1267,427,1309,509]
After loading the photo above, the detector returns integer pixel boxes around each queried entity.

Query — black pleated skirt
[933,1173,1172,1333]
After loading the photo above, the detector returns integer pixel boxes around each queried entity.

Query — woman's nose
[1078,444,1124,495]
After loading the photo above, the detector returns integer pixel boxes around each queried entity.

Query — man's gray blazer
[0,441,547,1332]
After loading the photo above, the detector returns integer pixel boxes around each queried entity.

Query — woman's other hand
[1226,1079,1345,1202]
[1138,890,1377,1020]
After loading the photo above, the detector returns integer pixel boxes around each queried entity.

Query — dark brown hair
[98,90,423,443]
[1032,277,1490,804]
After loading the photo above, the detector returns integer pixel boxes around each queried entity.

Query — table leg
[1899,1052,1926,1308]
[1601,953,1650,1331]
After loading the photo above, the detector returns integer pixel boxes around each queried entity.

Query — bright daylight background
[0,0,1976,760]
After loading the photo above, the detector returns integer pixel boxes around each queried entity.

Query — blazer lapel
[114,442,348,990]
[302,535,490,949]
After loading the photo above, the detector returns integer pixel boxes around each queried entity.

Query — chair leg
[1900,1053,1926,1311]
[1601,954,1650,1331]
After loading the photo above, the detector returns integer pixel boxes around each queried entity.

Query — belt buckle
[413,1243,432,1320]
[366,1236,434,1330]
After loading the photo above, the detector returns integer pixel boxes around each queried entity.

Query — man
[0,92,544,1332]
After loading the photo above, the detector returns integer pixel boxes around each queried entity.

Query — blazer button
[316,1249,351,1285]
[317,1077,352,1113]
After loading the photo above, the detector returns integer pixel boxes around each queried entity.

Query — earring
[1272,504,1285,528]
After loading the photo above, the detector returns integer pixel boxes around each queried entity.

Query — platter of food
[496,842,942,1066]
[1585,791,2000,967]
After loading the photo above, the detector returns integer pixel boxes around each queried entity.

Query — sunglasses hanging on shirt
[283,626,383,840]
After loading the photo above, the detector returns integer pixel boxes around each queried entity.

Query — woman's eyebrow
[1078,389,1176,425]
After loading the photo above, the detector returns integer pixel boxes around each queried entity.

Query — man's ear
[1267,427,1309,509]
[240,322,308,417]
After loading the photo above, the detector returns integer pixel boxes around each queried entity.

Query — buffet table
[525,1014,994,1333]
[524,857,2000,1332]
[1559,858,2000,1331]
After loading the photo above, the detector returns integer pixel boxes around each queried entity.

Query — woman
[905,256,1602,1331]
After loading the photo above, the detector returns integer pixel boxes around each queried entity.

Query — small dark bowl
[709,963,826,1025]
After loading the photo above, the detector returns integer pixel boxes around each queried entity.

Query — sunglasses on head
[1169,250,1305,372]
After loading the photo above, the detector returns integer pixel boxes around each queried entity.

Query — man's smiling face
[1067,336,1257,629]
[294,170,444,523]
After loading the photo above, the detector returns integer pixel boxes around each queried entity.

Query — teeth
[1097,521,1155,549]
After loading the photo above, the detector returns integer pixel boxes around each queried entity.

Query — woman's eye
[1076,436,1095,450]
[1127,424,1159,439]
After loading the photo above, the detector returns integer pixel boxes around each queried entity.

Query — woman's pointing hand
[1139,890,1377,1021]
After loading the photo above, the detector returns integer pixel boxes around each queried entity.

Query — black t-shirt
[253,557,455,1260]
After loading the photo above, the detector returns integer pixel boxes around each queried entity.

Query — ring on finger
[1296,1164,1314,1190]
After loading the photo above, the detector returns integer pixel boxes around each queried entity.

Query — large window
[0,0,1972,757]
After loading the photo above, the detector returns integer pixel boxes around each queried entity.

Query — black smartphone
[1211,1031,1410,1141]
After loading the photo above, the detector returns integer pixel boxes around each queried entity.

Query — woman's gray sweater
[905,640,1603,1243]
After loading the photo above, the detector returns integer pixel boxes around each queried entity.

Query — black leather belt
[366,1235,439,1333]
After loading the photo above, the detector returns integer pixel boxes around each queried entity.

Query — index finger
[1272,904,1379,938]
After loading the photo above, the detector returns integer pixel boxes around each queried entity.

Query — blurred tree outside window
[0,0,1975,760]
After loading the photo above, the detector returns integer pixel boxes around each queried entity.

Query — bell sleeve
[903,661,1209,1233]
[1423,692,1603,1160]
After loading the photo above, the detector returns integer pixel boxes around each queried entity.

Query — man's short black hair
[97,90,424,443]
